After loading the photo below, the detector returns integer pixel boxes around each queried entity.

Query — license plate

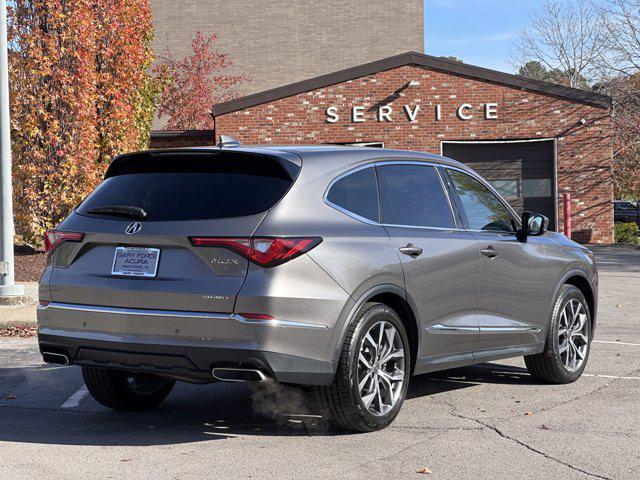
[111,247,160,278]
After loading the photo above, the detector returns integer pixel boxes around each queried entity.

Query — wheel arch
[332,284,420,374]
[553,269,597,331]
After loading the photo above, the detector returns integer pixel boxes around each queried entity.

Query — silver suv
[38,144,597,432]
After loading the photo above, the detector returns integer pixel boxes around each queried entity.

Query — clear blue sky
[424,0,537,73]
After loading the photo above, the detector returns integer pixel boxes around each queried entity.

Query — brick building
[217,53,614,243]
[150,0,423,127]
[153,52,614,244]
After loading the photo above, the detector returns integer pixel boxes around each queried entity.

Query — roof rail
[218,134,241,147]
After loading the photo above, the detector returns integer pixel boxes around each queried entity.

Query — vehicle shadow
[0,362,533,445]
[407,362,535,400]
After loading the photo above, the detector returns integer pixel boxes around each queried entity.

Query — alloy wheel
[558,298,589,373]
[357,320,405,416]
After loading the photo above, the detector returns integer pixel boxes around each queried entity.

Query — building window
[523,179,552,197]
[490,179,520,199]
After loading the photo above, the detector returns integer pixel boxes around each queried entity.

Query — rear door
[444,167,548,356]
[48,151,299,313]
[376,162,480,372]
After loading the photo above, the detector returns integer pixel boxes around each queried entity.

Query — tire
[525,285,592,384]
[82,366,175,411]
[318,302,411,432]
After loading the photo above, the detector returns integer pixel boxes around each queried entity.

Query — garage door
[442,141,556,230]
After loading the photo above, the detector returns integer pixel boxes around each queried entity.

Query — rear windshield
[77,154,295,221]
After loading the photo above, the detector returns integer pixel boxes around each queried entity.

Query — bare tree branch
[599,0,640,75]
[511,0,607,88]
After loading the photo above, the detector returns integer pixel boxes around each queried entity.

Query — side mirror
[517,211,549,242]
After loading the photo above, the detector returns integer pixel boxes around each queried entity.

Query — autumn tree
[154,32,248,130]
[91,0,157,165]
[8,0,157,245]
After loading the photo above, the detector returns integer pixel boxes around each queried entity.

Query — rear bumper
[37,302,336,385]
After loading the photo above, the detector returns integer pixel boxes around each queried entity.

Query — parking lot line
[593,340,640,347]
[583,373,640,381]
[60,385,89,409]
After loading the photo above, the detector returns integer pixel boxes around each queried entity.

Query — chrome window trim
[39,302,328,330]
[323,159,463,231]
[382,223,465,232]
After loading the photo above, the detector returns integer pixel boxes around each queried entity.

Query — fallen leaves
[0,325,37,338]
[524,411,534,416]
[417,466,433,474]
[540,424,551,430]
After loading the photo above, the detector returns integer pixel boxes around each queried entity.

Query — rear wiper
[85,205,147,220]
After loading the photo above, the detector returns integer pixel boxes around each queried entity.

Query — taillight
[189,237,322,268]
[44,231,84,257]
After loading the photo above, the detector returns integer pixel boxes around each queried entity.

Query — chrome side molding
[426,324,479,334]
[427,323,541,334]
[39,302,327,330]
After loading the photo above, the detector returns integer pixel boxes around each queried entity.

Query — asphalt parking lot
[1,245,639,479]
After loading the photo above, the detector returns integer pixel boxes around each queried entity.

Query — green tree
[517,61,590,89]
[439,56,464,64]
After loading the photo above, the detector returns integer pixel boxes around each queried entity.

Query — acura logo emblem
[125,222,142,235]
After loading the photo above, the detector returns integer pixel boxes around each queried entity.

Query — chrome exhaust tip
[211,367,267,382]
[42,351,70,366]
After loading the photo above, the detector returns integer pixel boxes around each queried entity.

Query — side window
[447,169,514,232]
[376,164,455,228]
[326,167,379,222]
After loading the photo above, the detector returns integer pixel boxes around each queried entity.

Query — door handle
[399,244,423,258]
[480,246,498,259]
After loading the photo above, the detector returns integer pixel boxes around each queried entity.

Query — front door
[445,168,549,359]
[376,162,479,373]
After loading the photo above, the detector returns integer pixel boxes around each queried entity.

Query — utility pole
[0,0,24,298]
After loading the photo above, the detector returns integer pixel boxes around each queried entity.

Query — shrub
[615,222,639,244]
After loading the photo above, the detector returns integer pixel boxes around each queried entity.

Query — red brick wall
[150,130,215,149]
[215,65,614,243]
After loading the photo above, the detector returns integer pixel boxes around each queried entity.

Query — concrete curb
[0,294,36,307]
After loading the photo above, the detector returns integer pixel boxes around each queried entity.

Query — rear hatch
[47,149,300,313]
